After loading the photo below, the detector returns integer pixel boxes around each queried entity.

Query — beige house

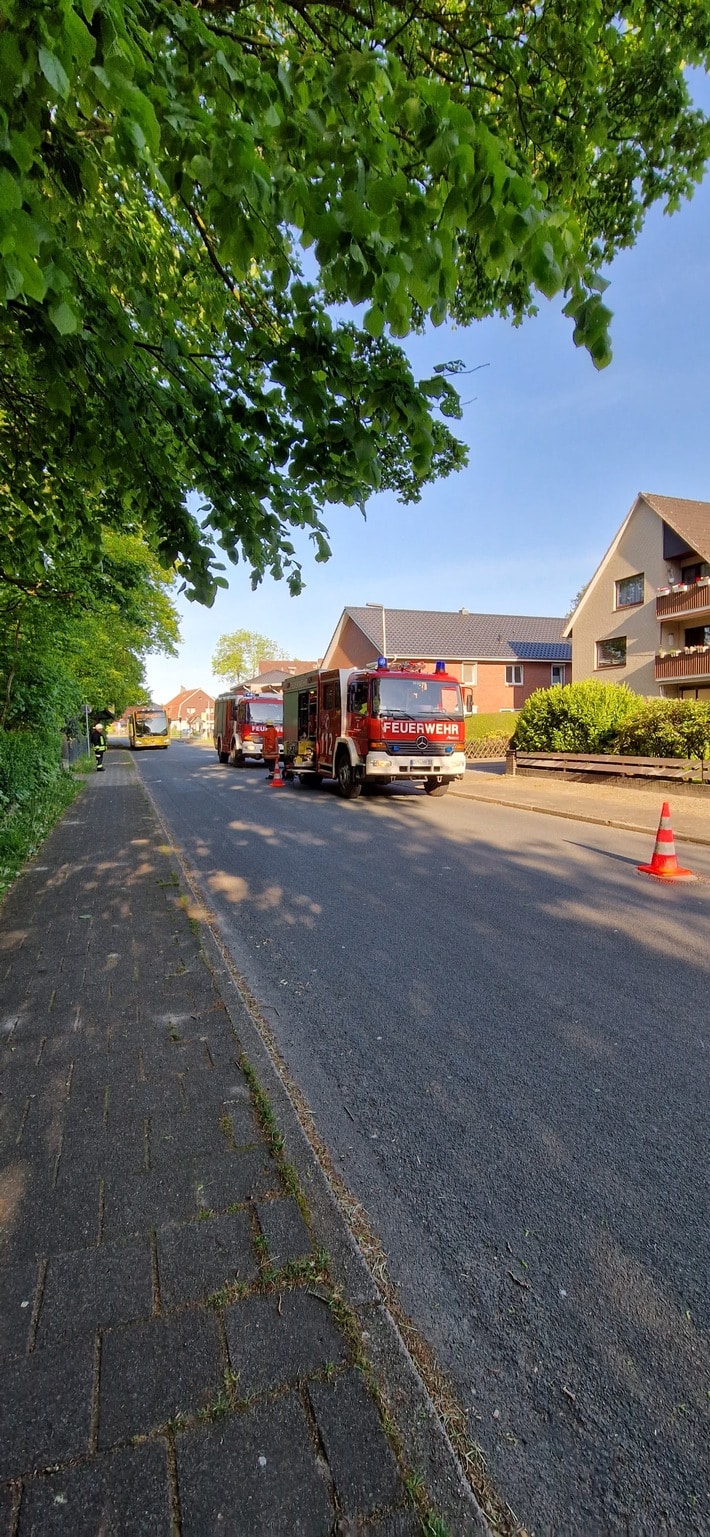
[564,493,710,699]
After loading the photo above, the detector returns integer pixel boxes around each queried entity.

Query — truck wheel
[217,740,229,764]
[336,753,361,800]
[425,776,450,796]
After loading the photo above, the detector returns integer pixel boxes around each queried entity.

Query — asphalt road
[129,740,710,1536]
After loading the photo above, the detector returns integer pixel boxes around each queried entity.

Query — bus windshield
[248,700,283,724]
[372,678,463,719]
[135,710,168,735]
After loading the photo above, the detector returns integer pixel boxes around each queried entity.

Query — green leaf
[367,179,397,216]
[0,255,24,301]
[37,47,70,100]
[18,256,47,303]
[123,87,160,155]
[64,10,96,70]
[363,306,385,339]
[0,168,22,212]
[8,131,36,174]
[48,299,81,335]
[530,241,563,299]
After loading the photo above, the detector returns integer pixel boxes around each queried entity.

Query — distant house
[564,492,710,699]
[232,660,319,694]
[321,607,570,713]
[164,687,215,735]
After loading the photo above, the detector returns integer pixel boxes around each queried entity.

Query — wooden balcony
[656,580,710,619]
[655,648,710,682]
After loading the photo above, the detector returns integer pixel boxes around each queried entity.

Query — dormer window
[681,561,710,583]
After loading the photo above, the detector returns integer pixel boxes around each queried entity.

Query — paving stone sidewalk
[0,760,485,1536]
[453,764,710,846]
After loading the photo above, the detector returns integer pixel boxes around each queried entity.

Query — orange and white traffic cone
[637,802,695,881]
[269,757,284,787]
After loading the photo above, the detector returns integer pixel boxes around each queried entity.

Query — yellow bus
[127,707,170,749]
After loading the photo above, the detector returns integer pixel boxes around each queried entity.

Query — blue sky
[147,93,710,702]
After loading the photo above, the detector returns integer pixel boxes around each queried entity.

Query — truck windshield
[248,700,283,724]
[373,678,463,719]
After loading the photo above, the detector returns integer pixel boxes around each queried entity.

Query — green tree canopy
[0,531,180,730]
[2,1,709,603]
[212,629,285,683]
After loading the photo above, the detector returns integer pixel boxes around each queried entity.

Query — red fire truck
[282,659,466,798]
[214,692,284,766]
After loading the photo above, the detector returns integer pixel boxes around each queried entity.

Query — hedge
[511,681,641,753]
[0,729,84,900]
[511,683,710,759]
[615,699,710,759]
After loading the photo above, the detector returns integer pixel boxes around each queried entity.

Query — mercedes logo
[416,736,429,752]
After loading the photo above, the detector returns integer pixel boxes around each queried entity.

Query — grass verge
[465,712,518,741]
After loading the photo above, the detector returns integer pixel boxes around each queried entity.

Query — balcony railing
[655,647,710,681]
[656,579,710,619]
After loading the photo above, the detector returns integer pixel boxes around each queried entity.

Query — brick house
[321,607,570,713]
[164,687,215,735]
[564,492,710,699]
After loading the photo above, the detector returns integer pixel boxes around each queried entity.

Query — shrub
[0,728,64,813]
[615,699,710,759]
[511,681,641,753]
[0,728,83,900]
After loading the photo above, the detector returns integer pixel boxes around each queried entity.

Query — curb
[452,783,710,849]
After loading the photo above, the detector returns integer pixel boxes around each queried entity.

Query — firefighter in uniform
[90,721,107,771]
[263,720,279,779]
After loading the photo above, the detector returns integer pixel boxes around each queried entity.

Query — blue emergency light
[376,656,388,669]
[434,660,447,673]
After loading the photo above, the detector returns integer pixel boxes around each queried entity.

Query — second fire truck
[282,659,466,798]
[214,692,284,766]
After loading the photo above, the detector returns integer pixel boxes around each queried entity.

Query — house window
[685,625,710,647]
[615,573,644,608]
[596,637,627,668]
[462,663,478,685]
[505,665,523,686]
[551,665,565,686]
[682,562,710,583]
